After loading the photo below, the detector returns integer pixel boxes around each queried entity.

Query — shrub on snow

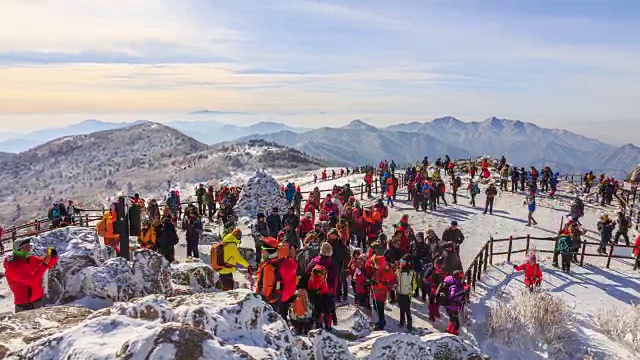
[487,291,574,354]
[594,304,640,353]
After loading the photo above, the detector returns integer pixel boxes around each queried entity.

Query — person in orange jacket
[386,177,395,207]
[369,254,396,330]
[4,238,58,312]
[513,253,542,293]
[256,237,298,320]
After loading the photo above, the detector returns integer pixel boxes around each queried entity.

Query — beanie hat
[529,253,537,262]
[320,242,333,257]
[451,220,458,226]
[327,228,339,238]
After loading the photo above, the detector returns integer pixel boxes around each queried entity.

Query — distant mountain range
[0,122,322,225]
[239,117,640,178]
[0,116,309,153]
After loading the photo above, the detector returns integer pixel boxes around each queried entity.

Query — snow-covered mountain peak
[343,119,377,130]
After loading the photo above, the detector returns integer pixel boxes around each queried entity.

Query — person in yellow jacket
[218,228,249,290]
[139,220,157,250]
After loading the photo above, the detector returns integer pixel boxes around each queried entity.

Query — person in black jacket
[266,207,282,238]
[157,216,179,262]
[426,228,443,259]
[282,207,299,230]
[184,212,202,258]
[520,168,526,192]
[510,167,520,192]
[410,231,432,299]
[441,221,464,252]
[252,213,269,264]
[442,242,463,275]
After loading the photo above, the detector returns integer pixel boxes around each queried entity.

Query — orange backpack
[291,288,312,319]
[210,242,229,270]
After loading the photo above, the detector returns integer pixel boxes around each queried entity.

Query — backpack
[397,269,415,296]
[557,235,572,254]
[256,259,284,303]
[210,242,229,270]
[455,177,462,188]
[290,288,312,320]
[471,184,480,196]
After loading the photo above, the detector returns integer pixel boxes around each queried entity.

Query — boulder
[171,257,218,290]
[8,290,301,360]
[308,329,355,360]
[349,333,490,360]
[131,248,173,295]
[421,333,490,360]
[234,171,290,218]
[67,257,139,302]
[332,305,373,340]
[0,305,93,355]
[27,227,104,303]
[627,163,640,183]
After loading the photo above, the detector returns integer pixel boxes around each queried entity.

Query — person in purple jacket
[306,242,338,328]
[440,270,469,335]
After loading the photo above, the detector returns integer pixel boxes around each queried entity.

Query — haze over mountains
[240,117,640,179]
[0,113,308,153]
[2,115,638,183]
[0,122,322,225]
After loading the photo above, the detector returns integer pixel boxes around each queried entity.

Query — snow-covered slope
[465,262,640,360]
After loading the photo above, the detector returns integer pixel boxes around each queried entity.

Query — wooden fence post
[579,241,587,266]
[489,237,494,265]
[525,234,531,255]
[507,236,513,263]
[472,260,478,290]
[477,252,484,280]
[483,243,489,272]
[606,244,615,269]
[11,229,16,241]
[360,184,364,200]
[374,182,378,194]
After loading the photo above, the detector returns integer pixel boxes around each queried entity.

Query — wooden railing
[464,234,640,291]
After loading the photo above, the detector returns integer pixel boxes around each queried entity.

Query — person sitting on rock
[4,238,58,313]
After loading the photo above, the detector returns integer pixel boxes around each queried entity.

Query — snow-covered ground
[2,165,639,359]
[464,262,640,359]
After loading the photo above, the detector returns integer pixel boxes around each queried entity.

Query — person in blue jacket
[285,182,296,204]
[525,192,538,227]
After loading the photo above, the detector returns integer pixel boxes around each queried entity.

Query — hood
[443,275,457,285]
[222,233,240,245]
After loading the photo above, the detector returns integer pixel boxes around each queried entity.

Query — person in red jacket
[297,212,314,239]
[308,264,332,330]
[513,253,542,293]
[370,255,396,330]
[348,252,369,309]
[633,233,640,258]
[4,238,58,313]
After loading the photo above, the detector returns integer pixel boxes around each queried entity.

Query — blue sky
[0,0,638,144]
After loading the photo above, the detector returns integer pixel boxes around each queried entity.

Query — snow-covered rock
[350,333,489,360]
[234,170,290,218]
[627,163,640,183]
[62,248,184,302]
[171,257,218,290]
[308,329,355,360]
[6,290,301,360]
[332,305,374,340]
[26,227,104,303]
[131,248,173,295]
[0,305,93,357]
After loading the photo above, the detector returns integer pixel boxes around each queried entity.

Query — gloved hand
[47,247,58,257]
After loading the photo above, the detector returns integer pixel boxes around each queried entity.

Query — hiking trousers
[397,294,412,329]
[561,252,571,272]
[614,231,630,246]
[484,198,494,214]
[186,239,199,258]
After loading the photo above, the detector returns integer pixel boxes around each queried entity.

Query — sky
[0,0,639,144]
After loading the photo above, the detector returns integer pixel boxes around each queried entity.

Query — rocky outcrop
[234,170,290,218]
[27,227,104,303]
[627,163,640,183]
[131,248,173,295]
[308,330,355,360]
[332,305,373,340]
[0,305,93,355]
[6,290,300,359]
[350,332,490,360]
[171,257,218,290]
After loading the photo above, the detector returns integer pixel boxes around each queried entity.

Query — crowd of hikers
[201,159,472,335]
[4,153,640,337]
